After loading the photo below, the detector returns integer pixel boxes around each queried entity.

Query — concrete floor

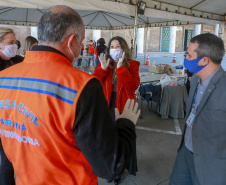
[98,101,185,185]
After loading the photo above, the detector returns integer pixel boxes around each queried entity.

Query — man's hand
[117,52,125,68]
[115,99,140,125]
[99,53,110,70]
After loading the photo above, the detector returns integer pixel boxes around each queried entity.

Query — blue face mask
[184,57,205,74]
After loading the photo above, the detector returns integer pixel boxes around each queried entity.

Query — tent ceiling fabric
[0,0,225,29]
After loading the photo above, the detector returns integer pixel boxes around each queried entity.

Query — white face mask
[2,44,18,58]
[110,49,122,60]
[68,37,81,63]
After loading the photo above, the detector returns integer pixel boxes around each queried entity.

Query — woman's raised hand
[117,52,125,68]
[99,53,110,70]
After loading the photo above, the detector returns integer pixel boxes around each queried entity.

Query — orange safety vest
[88,44,95,54]
[0,51,98,185]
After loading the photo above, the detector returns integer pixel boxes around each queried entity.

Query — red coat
[93,59,140,113]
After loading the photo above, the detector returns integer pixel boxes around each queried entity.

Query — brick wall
[175,26,183,52]
[145,27,161,52]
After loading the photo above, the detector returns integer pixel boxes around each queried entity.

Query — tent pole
[143,27,148,65]
[132,3,138,60]
[218,20,225,40]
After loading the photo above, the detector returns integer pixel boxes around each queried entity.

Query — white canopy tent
[0,0,225,58]
[0,0,225,29]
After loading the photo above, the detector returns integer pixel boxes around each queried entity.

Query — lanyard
[191,86,200,113]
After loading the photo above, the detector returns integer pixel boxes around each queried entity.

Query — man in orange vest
[87,40,95,67]
[0,5,140,185]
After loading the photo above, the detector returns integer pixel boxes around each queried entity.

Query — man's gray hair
[38,6,84,45]
[190,33,225,64]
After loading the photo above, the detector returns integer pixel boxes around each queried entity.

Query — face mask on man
[2,44,18,58]
[68,36,81,63]
[184,57,205,74]
[110,49,122,60]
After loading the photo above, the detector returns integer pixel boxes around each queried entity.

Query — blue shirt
[184,68,219,152]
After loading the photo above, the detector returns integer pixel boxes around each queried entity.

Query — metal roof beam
[0,7,16,15]
[105,13,128,26]
[190,0,206,9]
[81,11,99,18]
[87,12,100,26]
[101,12,113,27]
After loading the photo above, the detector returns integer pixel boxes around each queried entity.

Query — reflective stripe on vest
[0,77,77,104]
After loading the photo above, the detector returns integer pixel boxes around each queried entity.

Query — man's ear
[203,57,210,66]
[67,34,76,48]
[200,57,210,66]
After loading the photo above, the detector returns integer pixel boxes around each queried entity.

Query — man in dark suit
[169,33,226,185]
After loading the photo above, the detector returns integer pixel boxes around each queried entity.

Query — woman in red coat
[93,36,140,116]
[93,36,140,184]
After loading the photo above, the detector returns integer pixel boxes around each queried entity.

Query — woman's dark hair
[98,38,105,45]
[106,36,131,67]
[16,40,21,49]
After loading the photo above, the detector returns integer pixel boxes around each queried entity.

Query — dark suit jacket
[179,66,226,185]
[97,44,107,56]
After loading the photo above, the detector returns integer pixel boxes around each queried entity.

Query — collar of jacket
[24,48,71,66]
[31,45,67,59]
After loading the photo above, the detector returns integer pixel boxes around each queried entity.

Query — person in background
[0,6,140,185]
[93,39,97,47]
[0,27,23,71]
[16,40,22,55]
[87,40,95,67]
[16,40,21,50]
[85,40,89,55]
[0,27,24,185]
[23,36,38,55]
[169,33,226,185]
[77,42,84,67]
[185,69,193,93]
[93,36,140,184]
[94,40,99,67]
[96,37,107,67]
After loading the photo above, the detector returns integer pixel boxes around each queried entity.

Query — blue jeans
[88,54,93,67]
[77,52,83,67]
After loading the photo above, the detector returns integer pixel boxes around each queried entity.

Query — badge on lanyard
[186,112,195,127]
[186,86,199,128]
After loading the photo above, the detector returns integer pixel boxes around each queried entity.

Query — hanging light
[137,1,146,15]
